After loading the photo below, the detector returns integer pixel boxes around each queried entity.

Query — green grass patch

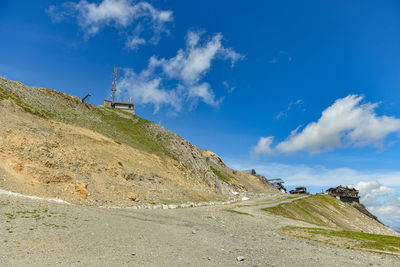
[1,80,175,158]
[262,195,339,227]
[95,108,168,156]
[0,87,7,100]
[210,166,233,183]
[262,194,366,230]
[0,86,52,118]
[281,226,400,254]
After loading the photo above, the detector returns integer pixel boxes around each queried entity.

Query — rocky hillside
[0,77,276,206]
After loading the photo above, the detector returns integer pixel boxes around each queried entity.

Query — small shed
[113,101,135,114]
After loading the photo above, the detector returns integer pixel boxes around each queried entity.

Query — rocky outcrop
[351,202,382,224]
[200,149,226,168]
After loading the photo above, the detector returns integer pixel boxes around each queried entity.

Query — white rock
[236,256,245,261]
[232,191,239,195]
[162,204,168,210]
[168,204,178,209]
[241,197,250,201]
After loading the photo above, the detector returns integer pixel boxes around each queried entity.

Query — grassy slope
[263,194,352,228]
[264,194,399,254]
[210,166,233,183]
[281,226,400,254]
[0,80,170,157]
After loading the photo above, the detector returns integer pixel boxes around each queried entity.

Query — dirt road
[1,192,399,266]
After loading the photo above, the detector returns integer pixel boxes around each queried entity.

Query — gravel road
[1,193,399,266]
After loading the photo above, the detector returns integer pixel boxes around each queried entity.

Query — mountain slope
[0,77,276,206]
[263,194,396,236]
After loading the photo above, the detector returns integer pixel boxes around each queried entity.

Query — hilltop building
[104,99,135,114]
[104,67,135,114]
[326,185,360,204]
[289,187,308,194]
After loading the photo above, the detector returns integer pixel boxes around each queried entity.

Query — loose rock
[236,256,245,261]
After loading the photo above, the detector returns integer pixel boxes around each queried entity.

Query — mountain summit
[0,77,275,206]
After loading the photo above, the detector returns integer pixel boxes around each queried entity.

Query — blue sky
[1,0,400,227]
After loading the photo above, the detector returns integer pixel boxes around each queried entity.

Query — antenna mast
[112,67,117,105]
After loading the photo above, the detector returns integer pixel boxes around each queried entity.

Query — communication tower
[112,67,117,105]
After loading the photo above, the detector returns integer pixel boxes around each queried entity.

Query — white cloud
[252,136,274,155]
[223,81,235,93]
[117,31,242,112]
[125,36,146,50]
[187,83,222,107]
[117,68,179,113]
[255,95,400,155]
[274,99,303,120]
[47,0,173,49]
[355,181,400,227]
[355,180,396,206]
[373,197,400,227]
[151,31,244,84]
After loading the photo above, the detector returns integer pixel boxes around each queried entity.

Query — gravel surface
[1,193,399,266]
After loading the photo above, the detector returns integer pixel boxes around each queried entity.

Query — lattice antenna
[112,67,117,104]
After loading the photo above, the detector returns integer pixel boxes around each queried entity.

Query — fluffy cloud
[355,181,400,227]
[373,197,400,227]
[125,35,146,50]
[151,31,243,84]
[254,95,400,155]
[117,68,179,113]
[117,31,243,112]
[355,180,396,206]
[47,0,173,49]
[252,137,274,155]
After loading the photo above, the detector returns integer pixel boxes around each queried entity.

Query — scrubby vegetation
[210,166,233,183]
[0,79,170,157]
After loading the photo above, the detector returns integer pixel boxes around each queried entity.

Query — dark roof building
[289,187,308,194]
[326,185,360,204]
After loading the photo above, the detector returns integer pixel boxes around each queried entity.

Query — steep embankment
[0,77,275,206]
[263,194,396,236]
